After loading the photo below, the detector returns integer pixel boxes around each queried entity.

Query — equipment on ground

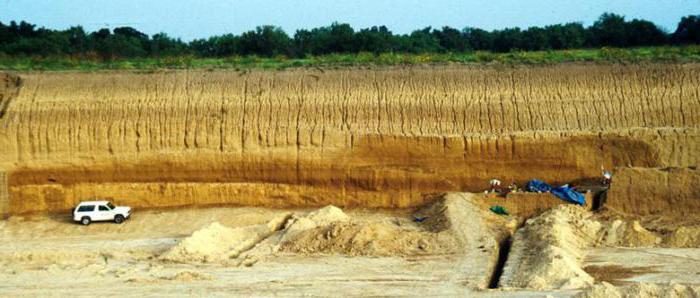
[490,205,508,215]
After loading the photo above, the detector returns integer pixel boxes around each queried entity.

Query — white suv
[73,201,132,225]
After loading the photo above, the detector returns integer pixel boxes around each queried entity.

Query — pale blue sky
[1,0,699,40]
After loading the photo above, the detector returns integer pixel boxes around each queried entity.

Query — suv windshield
[106,202,115,209]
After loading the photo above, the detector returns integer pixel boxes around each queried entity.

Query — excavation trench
[488,235,513,289]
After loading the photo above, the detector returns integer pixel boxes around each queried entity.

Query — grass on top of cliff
[2,46,700,71]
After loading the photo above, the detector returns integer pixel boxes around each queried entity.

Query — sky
[1,0,699,41]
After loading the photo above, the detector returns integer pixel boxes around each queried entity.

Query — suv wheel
[80,217,91,225]
[114,214,125,224]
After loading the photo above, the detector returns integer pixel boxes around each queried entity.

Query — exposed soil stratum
[0,64,699,214]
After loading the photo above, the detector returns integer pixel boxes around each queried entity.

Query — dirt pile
[279,205,350,240]
[279,220,458,256]
[161,204,459,265]
[272,203,459,257]
[160,213,290,263]
[500,201,700,291]
[500,205,602,290]
[664,225,700,247]
[600,220,661,247]
[575,282,700,298]
[230,205,354,266]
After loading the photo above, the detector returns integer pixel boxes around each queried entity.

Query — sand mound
[160,204,454,264]
[277,204,458,257]
[500,205,602,290]
[412,197,453,233]
[279,220,458,256]
[500,202,700,290]
[575,282,700,298]
[601,220,661,247]
[246,203,460,259]
[231,205,352,265]
[160,213,290,263]
[281,205,350,239]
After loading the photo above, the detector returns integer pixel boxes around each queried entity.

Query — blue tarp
[527,179,552,192]
[551,186,586,205]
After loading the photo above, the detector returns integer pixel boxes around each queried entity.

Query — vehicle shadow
[47,213,75,225]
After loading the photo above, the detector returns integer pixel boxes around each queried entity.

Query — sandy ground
[584,248,700,285]
[1,202,698,297]
[0,204,571,297]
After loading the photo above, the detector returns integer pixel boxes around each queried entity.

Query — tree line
[1,13,699,59]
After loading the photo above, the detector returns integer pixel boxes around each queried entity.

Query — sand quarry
[0,64,699,296]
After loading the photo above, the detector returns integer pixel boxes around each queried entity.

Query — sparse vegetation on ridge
[1,46,700,71]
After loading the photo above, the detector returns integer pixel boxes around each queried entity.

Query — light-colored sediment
[575,282,700,298]
[499,201,700,291]
[0,191,698,296]
[1,63,699,296]
[0,194,528,297]
[160,213,290,263]
[500,205,602,290]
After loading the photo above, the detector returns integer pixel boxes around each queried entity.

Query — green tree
[150,33,187,57]
[672,15,700,44]
[589,13,628,47]
[492,28,522,52]
[399,27,441,53]
[625,19,666,46]
[433,26,467,52]
[238,25,290,56]
[545,23,585,49]
[521,27,550,51]
[463,27,493,51]
[354,26,395,53]
[327,22,356,53]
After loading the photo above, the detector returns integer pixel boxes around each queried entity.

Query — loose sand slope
[501,204,700,291]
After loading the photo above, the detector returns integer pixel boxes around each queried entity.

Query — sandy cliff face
[0,65,698,214]
[606,167,700,217]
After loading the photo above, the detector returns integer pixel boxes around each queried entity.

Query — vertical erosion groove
[0,170,8,218]
[0,74,22,119]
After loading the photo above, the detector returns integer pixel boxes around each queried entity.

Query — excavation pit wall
[2,130,687,215]
[1,66,699,214]
[605,166,700,218]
